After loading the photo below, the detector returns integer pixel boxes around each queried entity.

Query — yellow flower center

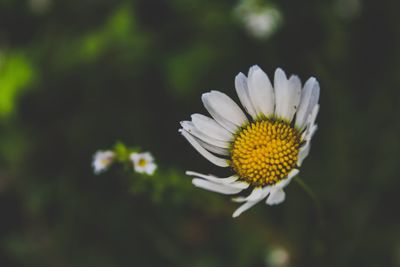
[100,158,111,166]
[231,119,301,187]
[138,158,148,167]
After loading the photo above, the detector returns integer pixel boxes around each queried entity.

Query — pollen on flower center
[230,119,301,187]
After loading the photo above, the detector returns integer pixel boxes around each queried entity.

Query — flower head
[130,152,157,175]
[92,150,115,174]
[179,65,320,217]
[235,0,282,39]
[266,247,290,267]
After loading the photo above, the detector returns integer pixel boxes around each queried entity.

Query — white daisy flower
[92,150,115,174]
[179,65,320,217]
[130,152,157,175]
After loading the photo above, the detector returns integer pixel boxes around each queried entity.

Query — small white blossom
[92,150,115,174]
[244,10,280,39]
[130,152,157,175]
[266,247,290,267]
[235,0,282,39]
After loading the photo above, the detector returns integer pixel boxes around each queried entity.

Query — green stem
[294,177,325,230]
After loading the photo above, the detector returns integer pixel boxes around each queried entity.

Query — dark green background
[0,0,399,266]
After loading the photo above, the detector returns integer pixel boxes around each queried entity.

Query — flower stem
[294,177,325,230]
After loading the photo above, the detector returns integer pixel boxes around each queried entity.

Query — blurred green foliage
[0,52,34,117]
[0,0,399,267]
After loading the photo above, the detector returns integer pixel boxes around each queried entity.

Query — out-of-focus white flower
[243,9,281,39]
[266,247,290,267]
[92,150,115,174]
[235,0,282,39]
[130,152,157,175]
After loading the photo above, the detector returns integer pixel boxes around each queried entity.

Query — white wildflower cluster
[92,147,157,176]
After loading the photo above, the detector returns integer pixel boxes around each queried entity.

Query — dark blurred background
[0,0,399,266]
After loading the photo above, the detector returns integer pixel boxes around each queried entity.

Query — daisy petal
[229,181,251,189]
[247,65,275,117]
[231,187,272,218]
[306,104,320,132]
[191,113,233,141]
[302,124,318,144]
[275,168,299,189]
[308,124,318,140]
[274,69,301,122]
[232,199,263,218]
[180,129,229,167]
[273,68,287,116]
[180,121,230,148]
[202,91,248,133]
[187,171,248,189]
[266,188,286,205]
[235,72,257,118]
[297,142,311,166]
[195,137,230,156]
[186,171,239,184]
[295,77,320,130]
[192,178,244,195]
[232,186,271,203]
